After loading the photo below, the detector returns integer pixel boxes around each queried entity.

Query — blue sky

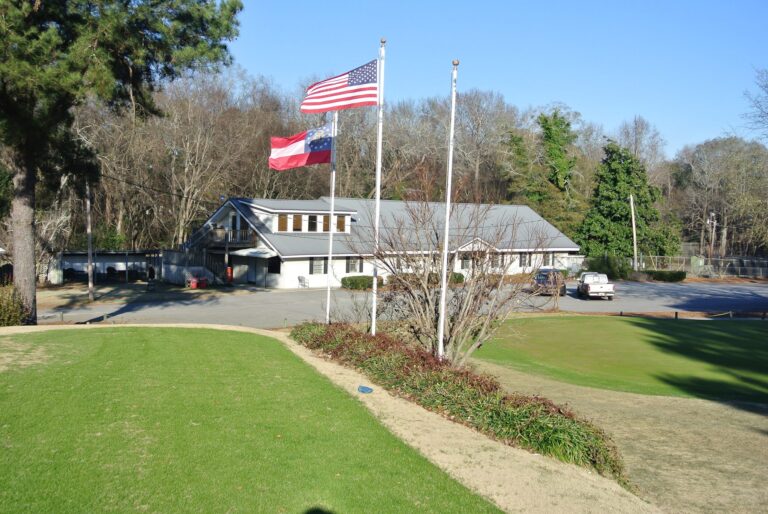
[229,1,768,155]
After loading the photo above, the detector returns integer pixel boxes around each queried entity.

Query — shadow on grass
[627,317,768,412]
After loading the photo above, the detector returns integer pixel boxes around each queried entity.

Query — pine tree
[0,1,242,322]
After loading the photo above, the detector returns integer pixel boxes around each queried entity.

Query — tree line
[4,68,766,263]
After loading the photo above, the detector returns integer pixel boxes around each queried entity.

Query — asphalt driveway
[528,280,768,314]
[38,280,768,329]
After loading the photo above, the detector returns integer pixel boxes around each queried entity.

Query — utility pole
[85,181,94,302]
[706,212,717,260]
[629,194,638,271]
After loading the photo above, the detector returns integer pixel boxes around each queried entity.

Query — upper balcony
[196,228,258,248]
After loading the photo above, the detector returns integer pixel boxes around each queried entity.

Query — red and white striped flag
[300,60,378,114]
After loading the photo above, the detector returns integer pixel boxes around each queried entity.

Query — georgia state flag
[269,124,332,171]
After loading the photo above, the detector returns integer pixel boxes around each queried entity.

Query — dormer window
[273,212,350,233]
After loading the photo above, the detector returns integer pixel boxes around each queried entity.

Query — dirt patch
[474,360,768,514]
[0,324,657,513]
[683,276,768,285]
[0,338,49,372]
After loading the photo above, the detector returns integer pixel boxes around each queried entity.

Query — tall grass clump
[291,322,627,485]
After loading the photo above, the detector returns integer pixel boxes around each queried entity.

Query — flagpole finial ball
[380,37,386,45]
[453,59,460,66]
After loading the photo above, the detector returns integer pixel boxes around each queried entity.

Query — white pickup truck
[576,272,615,300]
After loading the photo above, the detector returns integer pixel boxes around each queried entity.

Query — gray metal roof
[228,197,579,258]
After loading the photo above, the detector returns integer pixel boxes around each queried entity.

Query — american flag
[300,60,379,114]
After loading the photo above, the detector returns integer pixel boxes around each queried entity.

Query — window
[308,215,317,232]
[322,215,330,232]
[346,257,363,273]
[267,257,281,274]
[491,253,502,268]
[278,215,288,232]
[292,215,302,232]
[309,257,327,275]
[520,253,528,267]
[336,216,345,233]
[461,254,471,270]
[544,253,552,266]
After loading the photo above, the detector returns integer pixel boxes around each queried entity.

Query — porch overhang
[229,247,278,259]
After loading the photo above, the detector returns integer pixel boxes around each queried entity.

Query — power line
[98,173,221,207]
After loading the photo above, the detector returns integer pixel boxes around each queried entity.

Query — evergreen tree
[538,110,576,191]
[505,112,587,236]
[0,1,242,321]
[575,142,679,257]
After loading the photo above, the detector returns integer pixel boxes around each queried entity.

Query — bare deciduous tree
[352,195,546,366]
[746,68,768,140]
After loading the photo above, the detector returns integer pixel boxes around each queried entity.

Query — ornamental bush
[645,270,686,282]
[290,322,627,485]
[0,285,28,326]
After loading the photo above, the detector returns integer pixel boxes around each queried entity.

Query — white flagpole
[371,38,386,335]
[630,193,638,271]
[325,112,339,324]
[436,59,459,360]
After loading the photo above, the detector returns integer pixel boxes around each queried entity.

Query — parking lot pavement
[548,280,768,314]
[38,281,768,328]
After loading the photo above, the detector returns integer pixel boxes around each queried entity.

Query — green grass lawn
[476,316,768,403]
[0,328,499,513]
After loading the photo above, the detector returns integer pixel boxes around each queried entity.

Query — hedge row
[290,322,627,485]
[585,256,631,280]
[645,270,686,282]
[391,272,465,287]
[340,275,384,290]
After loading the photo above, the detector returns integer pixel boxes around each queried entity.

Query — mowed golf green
[0,328,498,513]
[477,316,768,402]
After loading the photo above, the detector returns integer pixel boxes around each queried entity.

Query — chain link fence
[640,255,768,278]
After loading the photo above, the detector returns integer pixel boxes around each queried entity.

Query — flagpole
[325,111,339,324]
[371,37,386,335]
[436,59,459,360]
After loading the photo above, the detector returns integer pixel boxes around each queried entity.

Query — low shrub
[0,285,28,326]
[645,270,686,282]
[586,256,631,280]
[340,275,384,290]
[290,322,627,485]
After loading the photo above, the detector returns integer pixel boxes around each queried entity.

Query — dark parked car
[531,269,566,296]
